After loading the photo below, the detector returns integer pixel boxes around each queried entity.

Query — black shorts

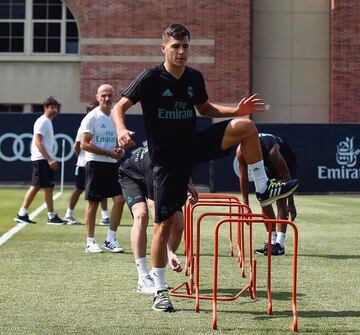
[85,161,122,202]
[153,120,231,223]
[75,166,86,190]
[119,172,149,211]
[31,159,55,188]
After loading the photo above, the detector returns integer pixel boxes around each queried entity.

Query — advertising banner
[0,114,211,185]
[1,115,359,193]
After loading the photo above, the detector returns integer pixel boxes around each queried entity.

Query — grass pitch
[0,187,359,334]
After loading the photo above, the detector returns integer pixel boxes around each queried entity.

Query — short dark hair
[43,96,59,108]
[162,24,190,41]
[86,100,99,113]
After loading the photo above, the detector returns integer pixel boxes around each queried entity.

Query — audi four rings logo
[0,133,74,162]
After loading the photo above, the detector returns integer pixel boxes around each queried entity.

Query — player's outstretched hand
[236,93,264,116]
[118,129,136,149]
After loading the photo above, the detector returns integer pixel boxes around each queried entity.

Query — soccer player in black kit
[112,24,299,312]
[237,133,297,256]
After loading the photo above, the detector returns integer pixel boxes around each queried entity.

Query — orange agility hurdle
[212,217,298,332]
[170,196,299,332]
[182,195,251,294]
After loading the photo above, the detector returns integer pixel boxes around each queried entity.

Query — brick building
[0,0,359,122]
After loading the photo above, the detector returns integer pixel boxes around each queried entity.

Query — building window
[0,104,23,113]
[65,9,77,54]
[32,104,43,113]
[0,0,25,52]
[0,0,78,54]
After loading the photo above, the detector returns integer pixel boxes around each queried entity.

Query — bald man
[80,84,126,253]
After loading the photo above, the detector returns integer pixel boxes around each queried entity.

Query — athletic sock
[65,208,73,217]
[87,237,96,245]
[101,210,110,219]
[106,228,116,242]
[135,257,149,281]
[248,160,268,194]
[18,207,27,216]
[48,212,56,219]
[276,232,286,247]
[271,231,277,245]
[151,267,167,292]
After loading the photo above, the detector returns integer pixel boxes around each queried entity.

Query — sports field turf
[0,187,359,334]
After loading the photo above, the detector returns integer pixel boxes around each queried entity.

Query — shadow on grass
[299,254,360,260]
[197,288,305,301]
[253,309,360,320]
[179,304,360,319]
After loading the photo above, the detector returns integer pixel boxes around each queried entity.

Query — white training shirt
[31,114,54,161]
[75,126,86,167]
[80,106,118,163]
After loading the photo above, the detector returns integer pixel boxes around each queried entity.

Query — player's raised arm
[112,96,136,149]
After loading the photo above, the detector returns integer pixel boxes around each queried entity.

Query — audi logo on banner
[0,132,74,162]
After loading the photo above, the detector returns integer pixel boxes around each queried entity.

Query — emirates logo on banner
[318,137,360,180]
[336,137,360,168]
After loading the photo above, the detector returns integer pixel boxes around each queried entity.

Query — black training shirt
[122,63,208,164]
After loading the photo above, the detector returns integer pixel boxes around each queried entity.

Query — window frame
[0,0,79,58]
[0,104,24,113]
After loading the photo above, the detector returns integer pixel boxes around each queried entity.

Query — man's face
[96,86,113,111]
[44,104,59,119]
[162,36,190,68]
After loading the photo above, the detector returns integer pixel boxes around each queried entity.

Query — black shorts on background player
[119,173,149,211]
[31,159,55,188]
[75,166,86,190]
[119,146,154,211]
[85,161,122,202]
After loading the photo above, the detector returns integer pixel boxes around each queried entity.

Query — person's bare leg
[254,205,276,254]
[151,219,172,268]
[221,118,262,164]
[103,196,125,253]
[167,211,184,272]
[44,187,54,212]
[68,188,83,210]
[222,118,270,196]
[20,186,40,210]
[109,195,125,232]
[262,205,276,235]
[131,202,153,287]
[85,201,99,238]
[131,202,149,259]
[151,216,172,293]
[100,198,109,222]
[275,198,288,248]
[100,198,108,211]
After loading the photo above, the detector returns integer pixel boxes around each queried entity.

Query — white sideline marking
[0,192,62,247]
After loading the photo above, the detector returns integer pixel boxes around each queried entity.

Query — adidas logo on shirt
[100,123,106,128]
[162,89,173,97]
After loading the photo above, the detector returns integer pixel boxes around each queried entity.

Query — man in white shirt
[80,84,125,253]
[63,101,111,225]
[15,96,66,225]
